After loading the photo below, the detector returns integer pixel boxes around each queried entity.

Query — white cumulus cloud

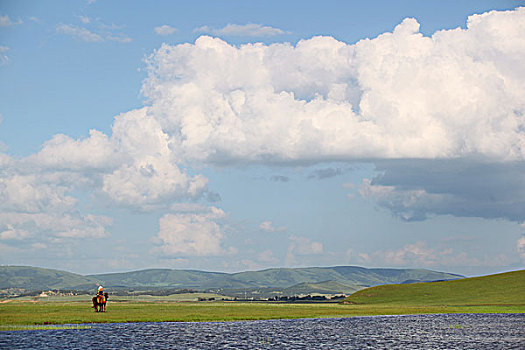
[33,129,117,171]
[0,174,77,214]
[145,8,525,164]
[0,212,111,241]
[27,107,209,210]
[101,108,208,208]
[1,7,524,257]
[0,167,112,243]
[156,207,228,256]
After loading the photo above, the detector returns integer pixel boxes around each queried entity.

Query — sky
[0,0,524,277]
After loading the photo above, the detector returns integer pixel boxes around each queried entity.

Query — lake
[1,313,523,349]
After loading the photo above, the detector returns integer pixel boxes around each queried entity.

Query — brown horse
[92,292,109,312]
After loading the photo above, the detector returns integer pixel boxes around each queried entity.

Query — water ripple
[1,313,523,349]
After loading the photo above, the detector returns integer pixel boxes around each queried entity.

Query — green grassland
[345,270,525,306]
[1,270,523,328]
[1,300,521,328]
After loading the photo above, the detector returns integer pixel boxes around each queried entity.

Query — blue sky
[0,0,524,276]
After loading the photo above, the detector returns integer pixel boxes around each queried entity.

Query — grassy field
[345,270,525,306]
[1,270,523,328]
[0,299,522,328]
[9,292,226,303]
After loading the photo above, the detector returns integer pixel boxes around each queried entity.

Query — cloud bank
[1,8,524,255]
[358,160,525,222]
[145,8,524,164]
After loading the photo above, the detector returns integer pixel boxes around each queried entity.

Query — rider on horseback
[97,286,105,303]
[93,286,108,312]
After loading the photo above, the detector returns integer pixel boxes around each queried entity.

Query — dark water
[1,314,523,349]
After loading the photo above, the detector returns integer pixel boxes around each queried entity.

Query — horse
[92,292,109,312]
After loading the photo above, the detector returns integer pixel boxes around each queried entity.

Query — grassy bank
[1,300,523,327]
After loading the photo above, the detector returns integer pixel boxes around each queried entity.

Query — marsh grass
[1,300,523,328]
[0,324,92,331]
[448,324,464,329]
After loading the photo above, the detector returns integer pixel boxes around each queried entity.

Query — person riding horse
[92,286,109,312]
[97,286,105,302]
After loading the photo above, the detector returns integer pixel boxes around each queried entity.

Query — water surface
[1,313,523,349]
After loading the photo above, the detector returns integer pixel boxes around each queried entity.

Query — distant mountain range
[0,265,463,296]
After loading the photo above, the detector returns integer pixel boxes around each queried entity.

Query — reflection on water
[1,313,523,349]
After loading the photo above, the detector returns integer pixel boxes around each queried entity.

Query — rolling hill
[345,269,525,306]
[1,265,463,294]
[0,266,101,291]
[91,266,462,290]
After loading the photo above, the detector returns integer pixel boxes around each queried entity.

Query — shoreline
[2,311,524,331]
